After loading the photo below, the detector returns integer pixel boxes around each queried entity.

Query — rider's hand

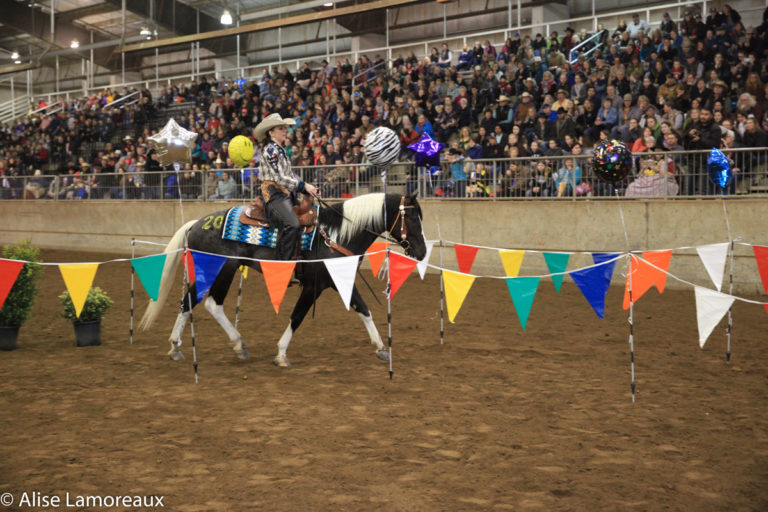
[304,183,320,198]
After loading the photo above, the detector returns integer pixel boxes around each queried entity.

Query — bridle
[387,195,417,253]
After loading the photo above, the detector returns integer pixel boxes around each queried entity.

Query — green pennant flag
[543,252,570,293]
[131,254,168,301]
[505,277,540,330]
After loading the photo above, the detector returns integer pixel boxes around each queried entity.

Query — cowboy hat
[498,95,511,102]
[254,113,296,141]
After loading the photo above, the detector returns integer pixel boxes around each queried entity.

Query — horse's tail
[138,219,197,331]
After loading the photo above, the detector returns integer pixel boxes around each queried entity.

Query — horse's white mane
[333,193,385,244]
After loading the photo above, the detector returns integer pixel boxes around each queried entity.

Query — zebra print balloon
[363,127,401,168]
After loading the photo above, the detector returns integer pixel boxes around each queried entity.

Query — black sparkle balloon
[592,139,633,184]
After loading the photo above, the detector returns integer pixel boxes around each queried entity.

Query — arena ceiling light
[11,51,19,60]
[323,2,334,6]
[70,40,79,49]
[220,9,233,25]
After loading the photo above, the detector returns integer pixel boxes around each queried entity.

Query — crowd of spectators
[2,4,768,200]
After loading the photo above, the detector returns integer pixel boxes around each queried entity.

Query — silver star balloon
[147,118,198,166]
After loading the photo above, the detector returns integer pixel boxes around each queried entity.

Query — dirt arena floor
[1,249,767,511]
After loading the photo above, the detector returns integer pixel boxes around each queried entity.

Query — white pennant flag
[324,255,361,310]
[694,286,735,348]
[696,242,729,292]
[417,241,435,280]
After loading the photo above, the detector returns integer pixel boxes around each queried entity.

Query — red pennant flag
[260,261,297,314]
[753,245,768,315]
[389,252,419,299]
[366,241,388,277]
[183,248,196,283]
[623,250,673,309]
[454,244,479,274]
[0,260,25,312]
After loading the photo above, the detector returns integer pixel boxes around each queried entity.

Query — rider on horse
[254,113,320,260]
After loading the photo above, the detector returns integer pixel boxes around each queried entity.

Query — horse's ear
[407,190,419,202]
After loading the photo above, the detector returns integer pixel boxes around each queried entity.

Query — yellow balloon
[228,135,254,168]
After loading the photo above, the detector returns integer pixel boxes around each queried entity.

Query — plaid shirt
[260,142,302,192]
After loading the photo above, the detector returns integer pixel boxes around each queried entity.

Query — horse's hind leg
[275,285,324,367]
[206,261,249,360]
[168,283,198,361]
[349,286,389,361]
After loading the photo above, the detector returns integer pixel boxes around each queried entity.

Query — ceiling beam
[57,3,120,23]
[121,0,423,53]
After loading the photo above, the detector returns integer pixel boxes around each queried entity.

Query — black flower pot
[73,321,101,347]
[0,326,20,351]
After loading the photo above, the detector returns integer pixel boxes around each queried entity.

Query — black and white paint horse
[139,192,427,366]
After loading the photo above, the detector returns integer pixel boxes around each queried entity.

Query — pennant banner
[753,245,768,316]
[389,252,419,299]
[498,250,525,277]
[443,270,475,323]
[240,266,249,279]
[417,241,435,280]
[696,243,729,292]
[454,244,479,274]
[0,260,25,312]
[191,251,227,302]
[505,277,540,330]
[694,286,735,348]
[623,250,673,309]
[131,254,167,301]
[324,256,360,310]
[260,260,296,314]
[570,253,619,318]
[543,252,570,293]
[366,241,388,278]
[59,263,99,318]
[183,249,196,283]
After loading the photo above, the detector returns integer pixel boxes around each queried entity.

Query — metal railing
[568,29,607,65]
[2,149,765,202]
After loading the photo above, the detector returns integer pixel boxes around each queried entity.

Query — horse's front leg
[275,285,324,367]
[349,286,389,362]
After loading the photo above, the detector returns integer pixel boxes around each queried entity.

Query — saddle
[240,194,316,233]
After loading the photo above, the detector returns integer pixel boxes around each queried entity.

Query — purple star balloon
[408,133,444,167]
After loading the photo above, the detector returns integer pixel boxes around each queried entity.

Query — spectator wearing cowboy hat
[254,113,319,262]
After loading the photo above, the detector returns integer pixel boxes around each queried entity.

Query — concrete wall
[1,199,766,295]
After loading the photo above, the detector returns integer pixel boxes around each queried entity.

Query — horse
[138,192,427,367]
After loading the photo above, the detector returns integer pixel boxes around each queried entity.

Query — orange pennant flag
[366,241,388,277]
[623,250,673,309]
[260,261,296,314]
[454,243,479,274]
[753,245,768,316]
[389,252,419,299]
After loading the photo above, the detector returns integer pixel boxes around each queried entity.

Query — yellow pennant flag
[443,270,475,323]
[59,263,99,318]
[498,250,525,277]
[239,266,249,279]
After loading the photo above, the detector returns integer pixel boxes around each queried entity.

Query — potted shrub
[59,287,114,347]
[0,241,44,351]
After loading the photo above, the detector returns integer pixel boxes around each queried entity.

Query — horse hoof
[235,347,249,361]
[273,355,291,367]
[168,350,185,362]
[376,349,390,362]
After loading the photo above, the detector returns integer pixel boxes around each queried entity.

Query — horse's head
[389,191,427,261]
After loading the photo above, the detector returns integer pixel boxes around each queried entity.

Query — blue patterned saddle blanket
[222,206,314,250]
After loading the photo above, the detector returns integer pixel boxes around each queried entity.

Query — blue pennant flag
[191,251,228,302]
[131,253,168,301]
[543,252,570,293]
[570,253,620,318]
[505,277,540,330]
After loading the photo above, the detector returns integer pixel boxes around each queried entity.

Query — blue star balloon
[707,148,732,189]
[408,133,444,167]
